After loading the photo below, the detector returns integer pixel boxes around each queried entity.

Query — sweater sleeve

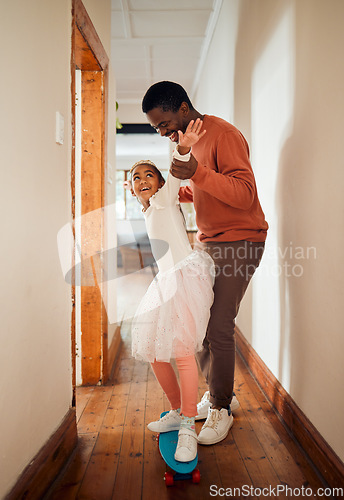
[178,186,194,203]
[191,130,256,210]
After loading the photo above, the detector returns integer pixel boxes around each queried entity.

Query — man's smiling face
[146,105,189,143]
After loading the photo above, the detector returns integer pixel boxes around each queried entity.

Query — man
[142,81,268,445]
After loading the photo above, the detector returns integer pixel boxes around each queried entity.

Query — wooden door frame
[71,0,109,393]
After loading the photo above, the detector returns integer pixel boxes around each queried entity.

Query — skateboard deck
[158,411,200,486]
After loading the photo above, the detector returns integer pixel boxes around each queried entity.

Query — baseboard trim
[235,326,344,490]
[108,325,122,380]
[5,407,77,500]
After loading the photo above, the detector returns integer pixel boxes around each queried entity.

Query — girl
[130,119,214,462]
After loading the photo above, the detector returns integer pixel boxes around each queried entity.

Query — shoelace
[177,433,196,451]
[203,409,222,429]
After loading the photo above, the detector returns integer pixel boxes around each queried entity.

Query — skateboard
[158,411,201,486]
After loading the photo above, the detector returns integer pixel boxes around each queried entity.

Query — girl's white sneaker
[174,428,198,462]
[147,410,181,433]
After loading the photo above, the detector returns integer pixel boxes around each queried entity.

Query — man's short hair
[142,81,194,113]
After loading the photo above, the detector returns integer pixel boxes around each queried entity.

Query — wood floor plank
[213,425,255,490]
[233,359,288,492]
[113,346,135,385]
[77,380,132,499]
[235,354,327,492]
[111,360,148,500]
[75,347,137,499]
[77,385,113,434]
[46,346,327,500]
[240,391,310,487]
[194,370,223,492]
[44,433,98,500]
[142,365,169,499]
[76,386,95,423]
[231,399,282,490]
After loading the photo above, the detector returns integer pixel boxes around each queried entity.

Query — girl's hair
[130,159,186,228]
[130,159,165,186]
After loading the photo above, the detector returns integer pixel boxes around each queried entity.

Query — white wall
[0,1,116,496]
[117,101,146,124]
[194,0,344,461]
[82,0,111,55]
[192,0,239,123]
[0,1,72,496]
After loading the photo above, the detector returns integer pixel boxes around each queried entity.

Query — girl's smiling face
[131,164,164,210]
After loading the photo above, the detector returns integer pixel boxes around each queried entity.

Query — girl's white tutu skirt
[131,250,215,362]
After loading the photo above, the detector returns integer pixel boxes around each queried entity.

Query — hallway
[45,323,327,500]
[3,1,344,498]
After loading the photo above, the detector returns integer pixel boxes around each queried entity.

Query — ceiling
[110,0,222,109]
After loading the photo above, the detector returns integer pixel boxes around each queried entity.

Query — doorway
[71,0,109,395]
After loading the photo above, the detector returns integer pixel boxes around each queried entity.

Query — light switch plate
[56,111,64,145]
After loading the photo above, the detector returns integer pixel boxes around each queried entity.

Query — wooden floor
[45,323,327,500]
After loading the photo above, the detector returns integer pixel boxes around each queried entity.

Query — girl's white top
[144,173,192,274]
[132,153,215,363]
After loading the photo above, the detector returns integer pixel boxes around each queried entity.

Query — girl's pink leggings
[150,355,198,417]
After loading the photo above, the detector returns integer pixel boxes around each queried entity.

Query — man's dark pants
[197,240,265,408]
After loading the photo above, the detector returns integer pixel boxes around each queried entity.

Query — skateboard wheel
[164,471,174,486]
[192,468,201,484]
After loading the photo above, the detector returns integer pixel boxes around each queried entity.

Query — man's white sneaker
[197,408,233,445]
[174,428,198,462]
[147,410,181,433]
[195,391,240,420]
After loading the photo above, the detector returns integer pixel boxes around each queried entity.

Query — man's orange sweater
[179,115,268,243]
